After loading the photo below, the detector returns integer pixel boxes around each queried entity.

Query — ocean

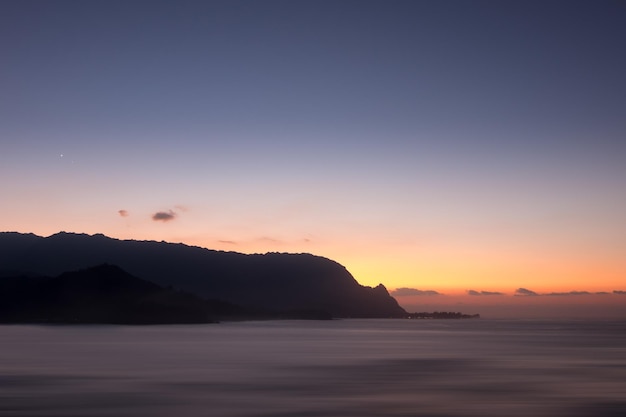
[1,319,625,416]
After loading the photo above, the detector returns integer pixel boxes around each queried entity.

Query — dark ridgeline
[0,232,406,322]
[0,264,219,324]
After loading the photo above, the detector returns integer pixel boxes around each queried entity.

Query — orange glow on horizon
[4,226,625,300]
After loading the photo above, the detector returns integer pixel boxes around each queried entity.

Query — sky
[2,0,625,318]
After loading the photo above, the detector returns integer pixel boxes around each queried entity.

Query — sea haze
[2,319,625,417]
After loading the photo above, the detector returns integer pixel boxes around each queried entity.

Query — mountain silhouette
[0,232,406,318]
[0,264,217,324]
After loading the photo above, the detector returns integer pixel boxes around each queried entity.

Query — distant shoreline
[406,312,480,319]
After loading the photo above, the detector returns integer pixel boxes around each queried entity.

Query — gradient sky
[2,0,625,317]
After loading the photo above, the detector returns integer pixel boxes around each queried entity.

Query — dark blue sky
[3,1,624,139]
[2,0,625,298]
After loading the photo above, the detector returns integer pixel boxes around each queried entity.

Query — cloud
[510,290,611,297]
[257,236,283,244]
[545,291,592,296]
[218,240,237,245]
[152,210,177,222]
[614,290,626,295]
[467,290,504,296]
[118,210,129,217]
[391,288,441,296]
[515,288,538,296]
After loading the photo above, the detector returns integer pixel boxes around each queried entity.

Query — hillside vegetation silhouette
[0,264,218,324]
[0,232,406,320]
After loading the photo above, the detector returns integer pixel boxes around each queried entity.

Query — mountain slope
[0,264,215,324]
[0,232,406,318]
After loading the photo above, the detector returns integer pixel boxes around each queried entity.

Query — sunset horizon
[2,1,625,319]
[2,1,626,414]
[4,229,625,319]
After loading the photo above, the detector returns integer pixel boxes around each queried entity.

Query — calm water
[2,319,626,417]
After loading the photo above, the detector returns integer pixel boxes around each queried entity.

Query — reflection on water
[1,319,626,416]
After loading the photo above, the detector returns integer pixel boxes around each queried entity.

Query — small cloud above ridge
[545,291,593,296]
[391,288,441,296]
[515,288,539,297]
[467,290,504,296]
[118,210,129,217]
[258,236,282,243]
[513,289,611,297]
[152,210,177,222]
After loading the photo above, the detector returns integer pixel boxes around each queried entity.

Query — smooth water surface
[2,319,626,416]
